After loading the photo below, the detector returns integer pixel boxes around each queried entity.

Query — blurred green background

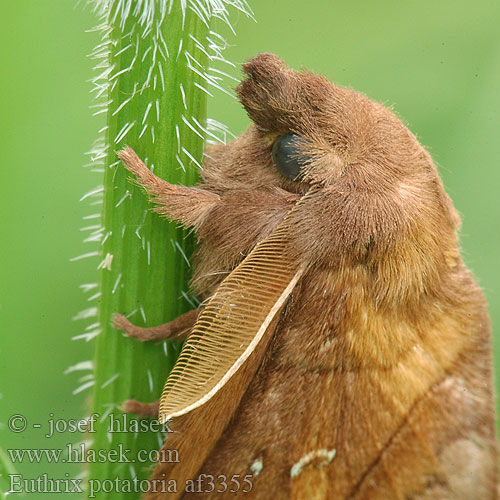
[1,0,499,493]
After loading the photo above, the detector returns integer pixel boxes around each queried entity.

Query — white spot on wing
[290,448,336,478]
[250,458,263,476]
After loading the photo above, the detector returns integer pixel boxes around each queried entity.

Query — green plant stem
[88,2,210,497]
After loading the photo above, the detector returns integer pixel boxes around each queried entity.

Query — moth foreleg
[118,147,219,229]
[112,308,200,342]
[120,399,160,418]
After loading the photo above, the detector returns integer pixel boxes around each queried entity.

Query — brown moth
[114,53,499,499]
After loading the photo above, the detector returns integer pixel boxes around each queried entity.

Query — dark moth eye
[271,133,309,180]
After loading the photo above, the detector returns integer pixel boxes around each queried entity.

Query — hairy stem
[83,0,249,497]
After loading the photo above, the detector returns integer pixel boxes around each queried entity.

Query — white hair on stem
[74,2,254,484]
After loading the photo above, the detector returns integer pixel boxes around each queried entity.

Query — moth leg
[112,308,200,342]
[120,399,160,418]
[117,147,219,229]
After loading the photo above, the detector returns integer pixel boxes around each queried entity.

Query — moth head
[204,53,438,197]
[199,53,459,296]
[238,53,436,188]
